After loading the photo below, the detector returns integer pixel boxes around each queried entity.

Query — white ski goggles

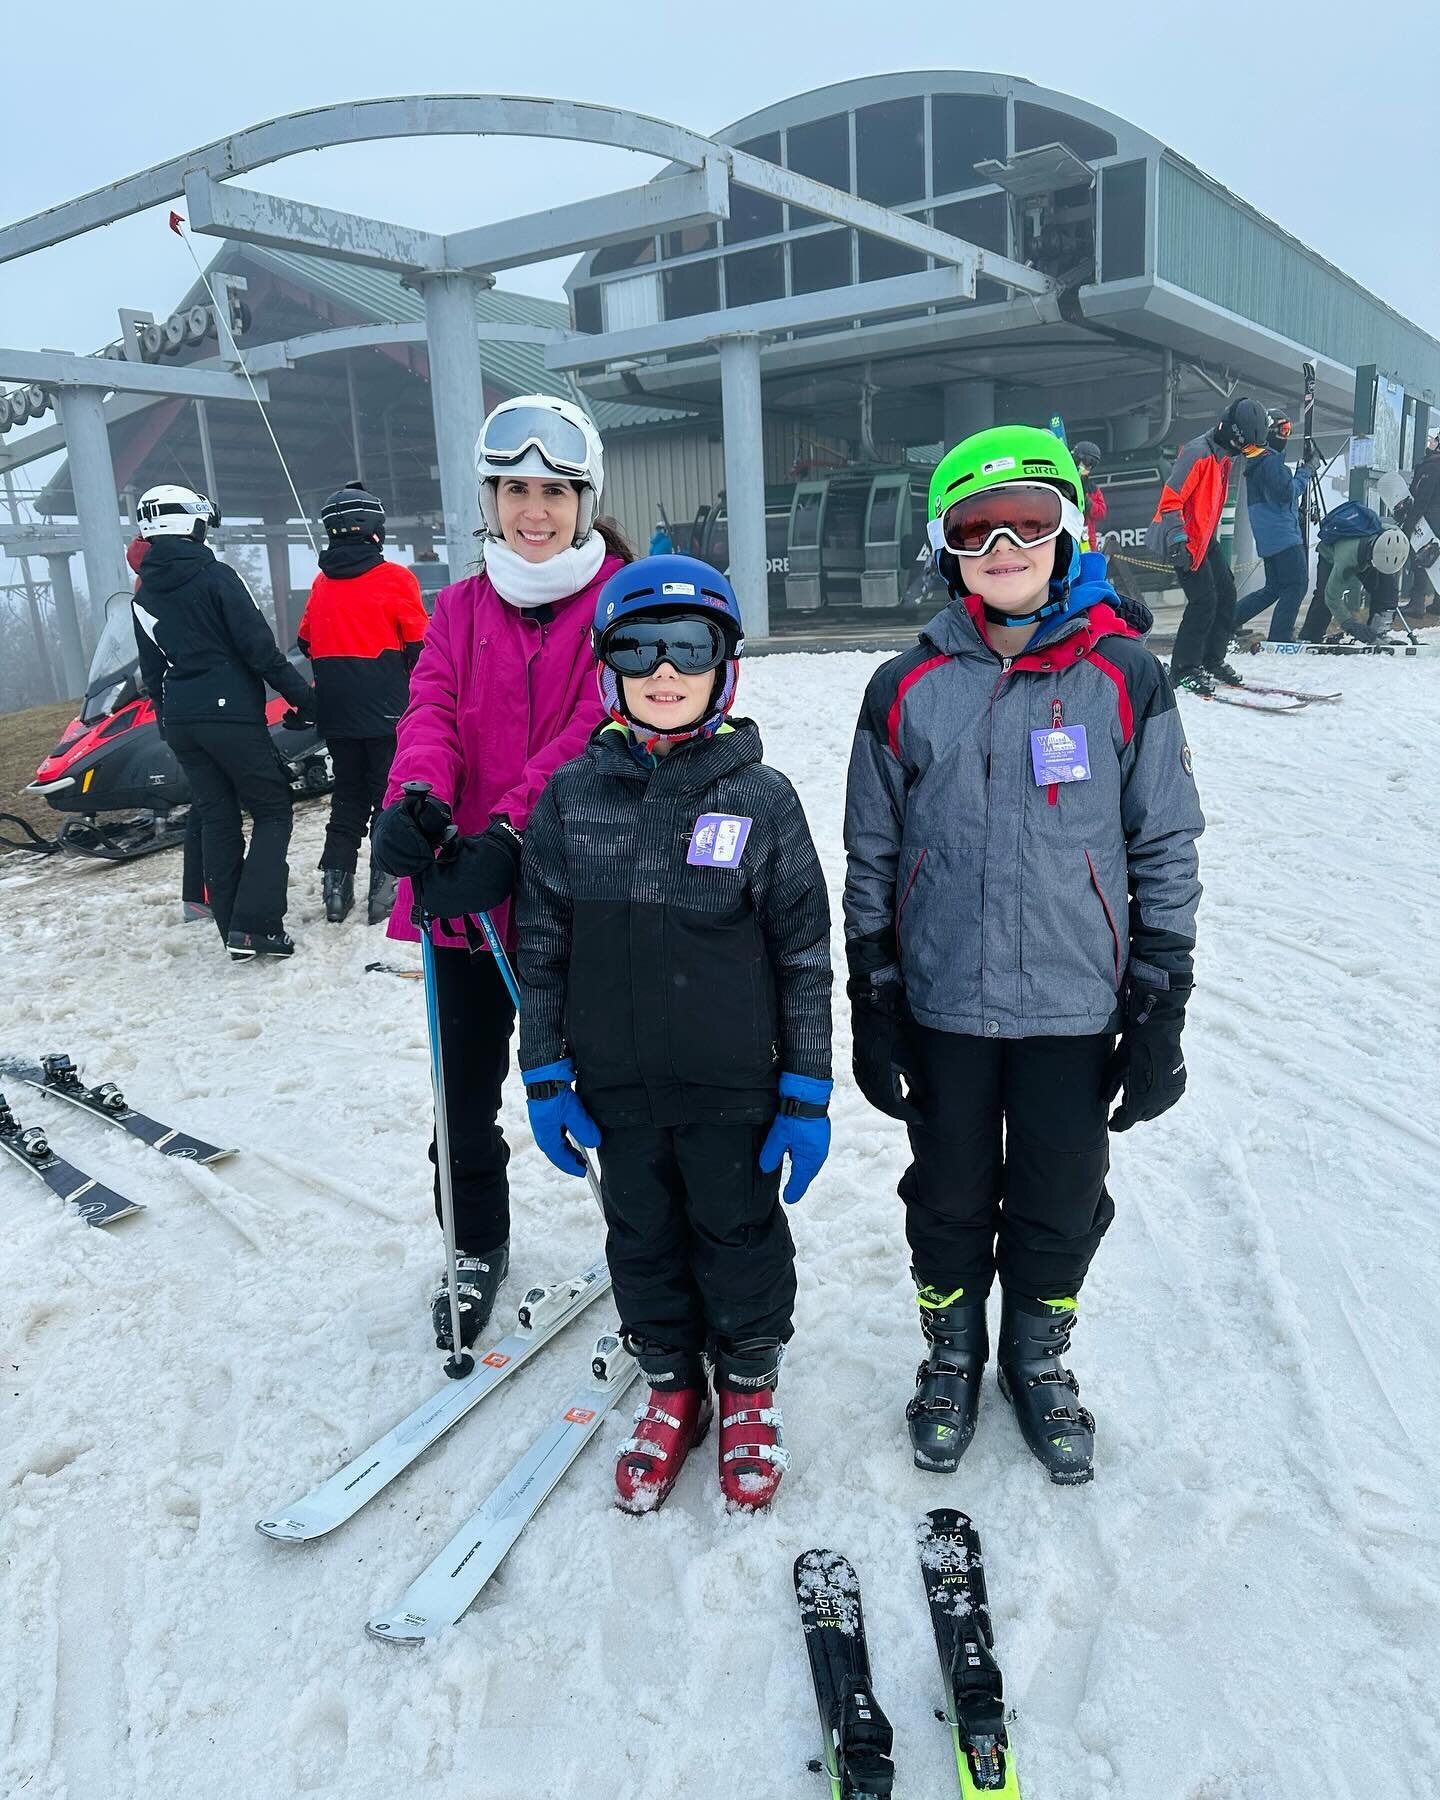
[477,405,591,477]
[927,482,1085,558]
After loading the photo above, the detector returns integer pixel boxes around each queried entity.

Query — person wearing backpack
[1298,504,1410,643]
[1147,397,1269,693]
[1232,410,1317,642]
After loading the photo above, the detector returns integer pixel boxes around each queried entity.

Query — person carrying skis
[844,425,1203,1487]
[1232,410,1316,643]
[1148,395,1269,693]
[515,555,832,1514]
[131,484,314,961]
[371,394,632,1354]
[296,483,429,926]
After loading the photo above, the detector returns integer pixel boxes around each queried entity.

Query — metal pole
[263,512,293,649]
[2,469,57,701]
[195,399,220,505]
[44,552,88,698]
[346,354,367,486]
[419,272,486,578]
[717,333,768,640]
[56,385,130,628]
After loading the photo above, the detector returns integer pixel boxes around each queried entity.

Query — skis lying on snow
[366,1331,638,1644]
[1255,638,1435,659]
[0,1053,233,1163]
[0,1091,144,1226]
[919,1510,1021,1797]
[794,1549,897,1799]
[1234,682,1342,703]
[256,1257,611,1542]
[364,961,423,981]
[1192,689,1311,714]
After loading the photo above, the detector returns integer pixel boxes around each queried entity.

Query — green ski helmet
[927,424,1087,592]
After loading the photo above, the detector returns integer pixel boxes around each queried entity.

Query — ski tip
[199,1147,239,1165]
[365,1615,432,1647]
[919,1507,973,1536]
[255,1516,315,1543]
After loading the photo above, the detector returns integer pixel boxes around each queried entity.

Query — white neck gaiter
[483,534,606,609]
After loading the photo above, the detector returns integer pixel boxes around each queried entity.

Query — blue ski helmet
[593,555,744,743]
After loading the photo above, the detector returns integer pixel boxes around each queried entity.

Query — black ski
[0,1054,233,1163]
[794,1550,895,1800]
[1301,360,1319,559]
[0,1091,144,1227]
[918,1510,1021,1797]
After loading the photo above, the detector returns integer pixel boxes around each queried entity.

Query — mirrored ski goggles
[1269,417,1293,440]
[477,405,590,475]
[598,615,730,677]
[928,483,1085,557]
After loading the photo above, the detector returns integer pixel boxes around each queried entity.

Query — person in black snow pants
[516,554,832,1516]
[845,426,1203,1488]
[296,483,429,925]
[131,484,314,961]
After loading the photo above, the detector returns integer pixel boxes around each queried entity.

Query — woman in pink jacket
[372,394,632,1349]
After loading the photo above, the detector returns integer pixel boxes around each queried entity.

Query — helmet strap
[981,593,1069,629]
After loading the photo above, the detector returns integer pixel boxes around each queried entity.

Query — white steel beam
[0,348,269,402]
[184,173,445,274]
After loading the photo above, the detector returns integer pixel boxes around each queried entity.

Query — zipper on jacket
[1047,697,1062,808]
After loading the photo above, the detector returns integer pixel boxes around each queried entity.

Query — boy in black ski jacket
[516,556,831,1515]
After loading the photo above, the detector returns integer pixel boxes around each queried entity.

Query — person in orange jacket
[296,483,429,924]
[1147,397,1268,695]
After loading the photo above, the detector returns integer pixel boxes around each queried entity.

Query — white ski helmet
[137,483,220,541]
[1368,525,1410,575]
[475,393,604,544]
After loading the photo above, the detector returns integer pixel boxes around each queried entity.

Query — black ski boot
[430,1243,509,1351]
[906,1285,988,1472]
[322,869,355,924]
[1206,661,1245,687]
[226,928,297,962]
[996,1293,1094,1485]
[368,862,400,926]
[1170,666,1215,696]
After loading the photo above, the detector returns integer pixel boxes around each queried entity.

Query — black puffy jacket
[516,718,832,1128]
[132,537,311,730]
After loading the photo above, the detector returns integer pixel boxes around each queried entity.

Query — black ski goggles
[477,405,590,475]
[598,615,730,678]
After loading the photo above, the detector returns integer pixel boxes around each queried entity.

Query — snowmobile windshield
[82,596,141,722]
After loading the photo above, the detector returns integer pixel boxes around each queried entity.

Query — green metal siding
[1156,159,1440,400]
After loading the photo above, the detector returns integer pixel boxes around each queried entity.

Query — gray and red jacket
[843,587,1204,1039]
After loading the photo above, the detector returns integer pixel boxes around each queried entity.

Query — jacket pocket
[895,847,928,952]
[1084,848,1123,987]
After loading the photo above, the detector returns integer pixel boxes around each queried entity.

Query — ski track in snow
[2,649,1438,1798]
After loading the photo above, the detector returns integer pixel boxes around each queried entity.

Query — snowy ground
[2,645,1439,1800]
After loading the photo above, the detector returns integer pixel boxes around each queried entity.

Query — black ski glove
[848,968,922,1124]
[371,789,454,878]
[1106,976,1191,1132]
[417,818,523,920]
[1166,537,1193,578]
[279,706,314,733]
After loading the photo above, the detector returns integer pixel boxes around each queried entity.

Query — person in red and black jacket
[297,483,429,924]
[1146,397,1268,695]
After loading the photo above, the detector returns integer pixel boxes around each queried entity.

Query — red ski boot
[614,1384,713,1514]
[717,1384,790,1509]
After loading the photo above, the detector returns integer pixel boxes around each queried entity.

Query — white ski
[256,1257,610,1542]
[366,1332,638,1644]
[1256,639,1436,659]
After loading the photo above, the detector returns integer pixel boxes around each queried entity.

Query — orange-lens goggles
[939,484,1067,556]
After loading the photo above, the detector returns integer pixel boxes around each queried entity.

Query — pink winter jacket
[383,556,623,947]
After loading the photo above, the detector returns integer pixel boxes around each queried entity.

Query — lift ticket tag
[1030,725,1091,785]
[688,813,752,867]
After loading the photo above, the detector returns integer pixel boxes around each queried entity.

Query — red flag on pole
[169,211,185,235]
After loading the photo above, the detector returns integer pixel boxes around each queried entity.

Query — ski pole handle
[401,778,459,862]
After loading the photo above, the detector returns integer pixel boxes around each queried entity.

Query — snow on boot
[996,1293,1095,1486]
[227,928,296,962]
[368,862,400,926]
[906,1284,988,1473]
[1206,661,1245,687]
[614,1344,713,1514]
[716,1340,790,1511]
[430,1244,509,1352]
[1170,667,1215,696]
[322,869,355,924]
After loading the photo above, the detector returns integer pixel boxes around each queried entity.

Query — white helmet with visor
[475,393,605,544]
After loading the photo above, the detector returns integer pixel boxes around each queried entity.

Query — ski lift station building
[3,72,1438,681]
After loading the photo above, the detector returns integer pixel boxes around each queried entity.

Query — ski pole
[402,781,472,1382]
[473,909,605,1212]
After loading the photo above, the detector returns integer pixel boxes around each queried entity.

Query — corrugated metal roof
[229,244,691,431]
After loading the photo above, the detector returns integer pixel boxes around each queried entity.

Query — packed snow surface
[2,648,1438,1799]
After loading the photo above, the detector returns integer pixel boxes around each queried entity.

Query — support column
[942,379,995,445]
[3,468,57,701]
[45,552,88,698]
[263,513,293,649]
[717,334,768,640]
[57,385,130,623]
[420,272,486,578]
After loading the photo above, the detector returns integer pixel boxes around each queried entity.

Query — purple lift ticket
[1029,724,1092,785]
[687,813,753,867]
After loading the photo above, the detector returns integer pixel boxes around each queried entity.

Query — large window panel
[1014,102,1116,162]
[933,194,1009,304]
[590,235,656,276]
[786,113,851,229]
[726,132,784,244]
[930,93,1006,196]
[1100,160,1147,280]
[858,233,926,284]
[662,258,720,320]
[725,244,786,309]
[855,97,925,206]
[570,285,602,335]
[666,223,718,258]
[791,228,853,296]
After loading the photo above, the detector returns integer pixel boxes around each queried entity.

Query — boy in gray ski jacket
[843,424,1203,1486]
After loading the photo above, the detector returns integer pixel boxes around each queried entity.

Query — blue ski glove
[521,1058,601,1177]
[758,1073,833,1206]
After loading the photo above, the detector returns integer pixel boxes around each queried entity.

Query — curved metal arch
[0,96,723,267]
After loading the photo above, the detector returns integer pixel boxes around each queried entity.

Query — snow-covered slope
[2,648,1437,1799]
